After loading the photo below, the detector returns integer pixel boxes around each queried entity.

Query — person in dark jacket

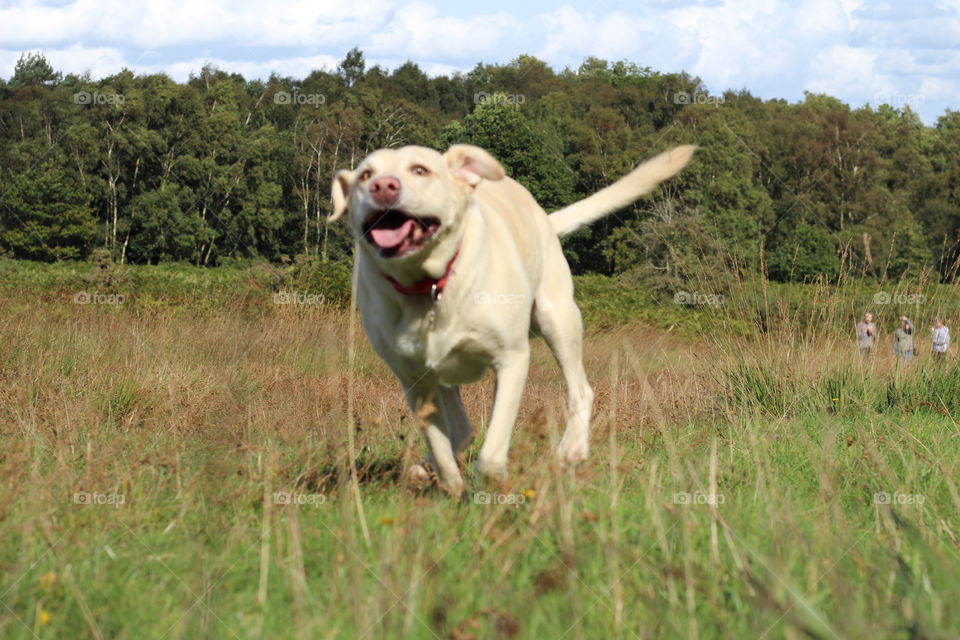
[893,316,914,359]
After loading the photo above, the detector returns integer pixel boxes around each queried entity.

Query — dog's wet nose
[370,176,401,207]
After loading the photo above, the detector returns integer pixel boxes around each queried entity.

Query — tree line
[1,48,958,287]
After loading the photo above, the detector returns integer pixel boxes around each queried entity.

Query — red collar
[384,248,460,299]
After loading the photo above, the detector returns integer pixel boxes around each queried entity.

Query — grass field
[1,259,958,639]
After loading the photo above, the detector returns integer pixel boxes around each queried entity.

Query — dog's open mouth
[363,209,441,258]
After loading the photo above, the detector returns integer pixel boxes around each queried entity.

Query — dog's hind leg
[533,285,594,466]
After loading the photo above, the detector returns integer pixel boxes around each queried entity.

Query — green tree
[9,52,62,89]
[604,199,728,294]
[125,186,212,263]
[436,98,574,210]
[768,223,839,281]
[0,162,96,260]
[0,49,957,278]
[338,48,365,89]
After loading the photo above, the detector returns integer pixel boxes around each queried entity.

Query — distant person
[931,317,950,360]
[856,311,876,354]
[892,316,914,360]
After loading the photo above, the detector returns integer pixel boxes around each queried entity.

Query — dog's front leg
[475,346,531,479]
[402,378,465,497]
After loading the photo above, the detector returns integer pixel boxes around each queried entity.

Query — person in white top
[931,317,950,360]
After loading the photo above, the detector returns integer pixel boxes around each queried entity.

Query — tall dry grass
[0,270,958,638]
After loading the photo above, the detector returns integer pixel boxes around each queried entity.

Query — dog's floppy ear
[328,169,355,222]
[443,144,505,187]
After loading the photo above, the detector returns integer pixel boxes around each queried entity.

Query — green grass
[0,259,958,639]
[5,414,957,639]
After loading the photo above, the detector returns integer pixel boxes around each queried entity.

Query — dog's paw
[474,457,508,480]
[442,477,466,499]
[556,438,589,466]
[406,462,436,488]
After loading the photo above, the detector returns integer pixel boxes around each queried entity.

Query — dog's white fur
[330,143,695,495]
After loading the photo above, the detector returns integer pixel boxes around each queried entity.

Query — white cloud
[251,0,394,48]
[536,5,682,70]
[0,0,394,49]
[46,44,130,79]
[0,44,128,80]
[136,54,343,83]
[666,0,791,88]
[0,0,956,123]
[806,45,885,102]
[369,1,522,61]
[916,76,958,115]
[0,44,341,84]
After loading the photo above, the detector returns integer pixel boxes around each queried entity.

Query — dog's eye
[411,165,429,176]
[358,169,372,182]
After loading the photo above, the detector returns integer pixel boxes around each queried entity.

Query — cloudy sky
[1,0,957,123]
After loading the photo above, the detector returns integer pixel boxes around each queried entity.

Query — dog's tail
[548,145,696,238]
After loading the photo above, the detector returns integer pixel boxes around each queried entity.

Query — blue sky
[1,0,957,123]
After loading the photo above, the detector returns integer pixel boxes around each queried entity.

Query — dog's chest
[374,307,493,385]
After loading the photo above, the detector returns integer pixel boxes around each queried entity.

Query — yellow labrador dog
[330,144,695,496]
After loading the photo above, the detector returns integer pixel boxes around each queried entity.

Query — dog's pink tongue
[371,219,416,249]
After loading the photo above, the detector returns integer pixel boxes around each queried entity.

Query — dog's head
[329,145,505,265]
